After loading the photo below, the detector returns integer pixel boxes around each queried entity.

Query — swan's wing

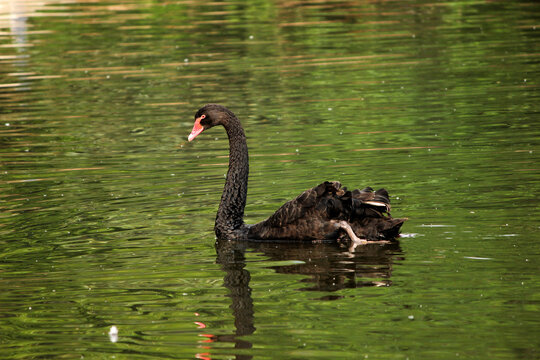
[257,181,391,228]
[248,181,403,241]
[258,181,334,228]
[349,187,391,214]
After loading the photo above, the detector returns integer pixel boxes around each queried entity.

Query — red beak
[188,117,204,141]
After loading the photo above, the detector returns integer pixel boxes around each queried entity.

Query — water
[1,0,539,359]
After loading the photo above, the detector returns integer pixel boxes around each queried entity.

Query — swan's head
[188,104,234,142]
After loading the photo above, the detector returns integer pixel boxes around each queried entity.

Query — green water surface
[0,0,539,359]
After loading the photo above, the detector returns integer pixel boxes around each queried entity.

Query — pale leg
[335,220,367,251]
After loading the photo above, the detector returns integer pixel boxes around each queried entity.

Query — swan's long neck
[214,115,249,240]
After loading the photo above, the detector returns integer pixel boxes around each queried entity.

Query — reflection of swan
[220,239,403,295]
[258,241,401,294]
[208,240,256,360]
[211,238,404,356]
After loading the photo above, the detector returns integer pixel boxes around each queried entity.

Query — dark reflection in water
[256,240,403,295]
[214,239,403,357]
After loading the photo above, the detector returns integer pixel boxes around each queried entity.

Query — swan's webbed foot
[334,220,367,251]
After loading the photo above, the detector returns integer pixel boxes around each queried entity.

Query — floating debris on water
[399,233,419,238]
[108,325,118,343]
[419,224,456,227]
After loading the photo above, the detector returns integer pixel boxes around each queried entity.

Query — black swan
[188,104,406,249]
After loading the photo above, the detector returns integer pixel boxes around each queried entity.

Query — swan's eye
[199,114,210,126]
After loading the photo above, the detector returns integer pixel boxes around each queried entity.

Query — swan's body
[188,104,406,248]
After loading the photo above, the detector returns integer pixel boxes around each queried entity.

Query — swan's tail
[380,217,407,239]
